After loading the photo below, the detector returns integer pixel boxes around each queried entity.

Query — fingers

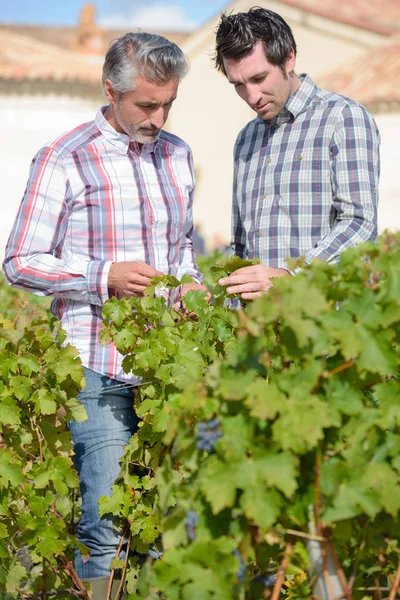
[225,282,272,295]
[134,261,163,278]
[108,261,165,298]
[218,266,257,287]
[240,291,265,300]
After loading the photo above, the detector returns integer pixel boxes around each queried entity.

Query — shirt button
[268,158,272,164]
[257,231,262,238]
[274,124,279,129]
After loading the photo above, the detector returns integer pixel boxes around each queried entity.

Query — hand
[218,264,290,300]
[108,261,164,298]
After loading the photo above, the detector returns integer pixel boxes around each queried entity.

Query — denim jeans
[68,367,137,578]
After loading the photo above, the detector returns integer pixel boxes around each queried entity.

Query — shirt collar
[262,74,318,128]
[285,74,318,119]
[95,106,159,155]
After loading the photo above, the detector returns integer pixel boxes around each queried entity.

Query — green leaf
[33,388,57,415]
[0,450,24,488]
[362,463,400,517]
[102,297,133,327]
[65,397,88,423]
[219,369,257,401]
[180,290,209,314]
[35,528,66,558]
[245,380,284,420]
[272,396,332,453]
[240,484,281,530]
[18,354,41,376]
[323,480,381,523]
[0,397,21,427]
[6,564,27,593]
[200,458,237,513]
[113,328,137,352]
[258,452,298,498]
[357,327,397,375]
[217,256,261,275]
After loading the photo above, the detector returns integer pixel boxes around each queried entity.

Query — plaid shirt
[3,108,201,381]
[233,75,380,273]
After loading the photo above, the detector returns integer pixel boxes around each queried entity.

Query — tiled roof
[0,23,191,97]
[315,39,400,113]
[1,24,190,53]
[280,0,400,36]
[0,29,102,82]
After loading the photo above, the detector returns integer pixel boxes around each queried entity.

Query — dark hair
[214,7,297,75]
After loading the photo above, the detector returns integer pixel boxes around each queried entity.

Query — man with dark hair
[215,8,380,299]
[3,32,207,597]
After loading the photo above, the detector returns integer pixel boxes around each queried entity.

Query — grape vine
[1,232,400,599]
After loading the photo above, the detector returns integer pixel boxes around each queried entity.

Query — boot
[82,576,126,600]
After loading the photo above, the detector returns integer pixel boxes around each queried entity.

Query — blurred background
[0,0,399,258]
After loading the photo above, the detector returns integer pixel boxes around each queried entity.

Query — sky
[0,0,230,31]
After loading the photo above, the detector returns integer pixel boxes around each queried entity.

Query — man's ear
[104,79,116,103]
[286,49,296,74]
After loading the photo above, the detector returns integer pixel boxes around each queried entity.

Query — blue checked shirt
[232,75,380,273]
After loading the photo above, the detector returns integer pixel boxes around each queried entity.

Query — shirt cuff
[85,260,114,305]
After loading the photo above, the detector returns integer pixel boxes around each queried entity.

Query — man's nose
[247,85,262,107]
[150,107,166,129]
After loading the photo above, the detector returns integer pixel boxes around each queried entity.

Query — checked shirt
[232,74,380,273]
[3,107,201,382]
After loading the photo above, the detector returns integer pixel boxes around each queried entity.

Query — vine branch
[271,540,293,600]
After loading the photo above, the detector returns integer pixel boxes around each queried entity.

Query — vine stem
[285,528,326,542]
[12,301,27,326]
[388,562,400,600]
[374,575,382,600]
[17,589,85,599]
[315,448,322,535]
[42,558,47,598]
[323,360,355,379]
[321,541,336,600]
[107,527,129,600]
[270,540,293,600]
[59,553,90,600]
[348,538,366,590]
[326,536,353,600]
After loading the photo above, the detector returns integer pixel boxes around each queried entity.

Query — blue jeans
[68,367,138,578]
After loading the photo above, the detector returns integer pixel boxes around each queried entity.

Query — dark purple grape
[185,510,199,541]
[233,549,246,582]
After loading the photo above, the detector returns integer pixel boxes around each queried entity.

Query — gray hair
[102,32,189,93]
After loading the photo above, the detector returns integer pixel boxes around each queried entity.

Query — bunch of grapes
[233,549,246,582]
[196,419,222,452]
[148,546,163,560]
[256,574,276,588]
[184,510,199,541]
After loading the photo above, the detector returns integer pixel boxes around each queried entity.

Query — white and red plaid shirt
[3,107,202,381]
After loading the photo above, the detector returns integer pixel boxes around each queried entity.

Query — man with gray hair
[3,32,206,597]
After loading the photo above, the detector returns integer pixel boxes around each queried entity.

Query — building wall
[0,95,98,261]
[374,113,400,233]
